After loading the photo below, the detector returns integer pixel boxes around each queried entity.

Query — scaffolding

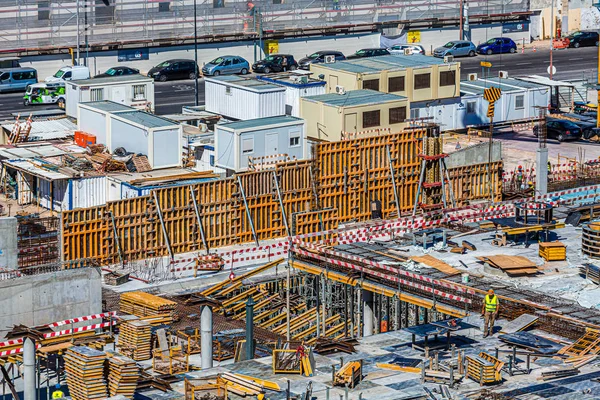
[0,0,531,53]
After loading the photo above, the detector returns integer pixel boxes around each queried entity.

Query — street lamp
[194,0,199,106]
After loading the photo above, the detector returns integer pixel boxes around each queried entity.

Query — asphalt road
[0,46,597,119]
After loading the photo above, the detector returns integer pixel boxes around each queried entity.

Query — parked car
[298,51,345,70]
[94,66,140,78]
[147,59,199,81]
[45,65,90,83]
[567,30,599,48]
[23,82,66,107]
[477,38,517,55]
[433,40,477,58]
[202,56,250,76]
[388,44,426,55]
[0,57,21,69]
[347,48,390,59]
[0,68,37,92]
[252,54,298,74]
[533,119,582,142]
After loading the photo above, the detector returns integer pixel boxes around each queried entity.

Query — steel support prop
[190,186,209,254]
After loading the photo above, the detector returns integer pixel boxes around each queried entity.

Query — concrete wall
[446,141,502,169]
[0,268,102,329]
[0,217,17,270]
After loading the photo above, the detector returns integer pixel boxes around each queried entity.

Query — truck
[45,65,90,83]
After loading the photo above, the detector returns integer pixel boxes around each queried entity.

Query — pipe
[201,305,213,369]
[23,338,35,400]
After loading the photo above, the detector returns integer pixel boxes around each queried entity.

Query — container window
[90,88,104,102]
[414,73,431,90]
[133,84,146,100]
[363,79,379,91]
[38,2,50,20]
[242,138,254,154]
[389,107,407,124]
[388,76,405,92]
[467,101,476,114]
[410,108,420,119]
[363,110,380,128]
[289,130,300,147]
[439,71,455,87]
[225,86,232,95]
[210,155,215,166]
[515,95,524,110]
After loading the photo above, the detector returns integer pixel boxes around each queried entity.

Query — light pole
[76,0,80,65]
[549,0,554,80]
[194,0,199,106]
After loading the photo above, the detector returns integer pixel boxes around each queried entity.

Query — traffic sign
[483,86,502,103]
[487,103,495,118]
[480,61,492,68]
[547,65,557,75]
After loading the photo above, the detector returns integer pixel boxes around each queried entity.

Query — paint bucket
[461,273,469,283]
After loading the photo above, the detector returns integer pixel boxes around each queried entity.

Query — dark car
[252,54,298,74]
[298,51,345,70]
[476,38,517,55]
[147,59,199,81]
[534,119,582,142]
[94,66,140,78]
[568,30,599,48]
[346,48,390,59]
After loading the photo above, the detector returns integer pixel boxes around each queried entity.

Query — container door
[329,75,338,92]
[265,132,278,154]
[344,113,357,134]
[112,87,127,104]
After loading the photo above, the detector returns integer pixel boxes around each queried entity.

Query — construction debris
[477,255,539,276]
[333,361,362,388]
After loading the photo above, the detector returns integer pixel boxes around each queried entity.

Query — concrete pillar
[536,148,548,195]
[0,217,18,270]
[23,337,36,400]
[200,305,213,369]
[363,290,374,337]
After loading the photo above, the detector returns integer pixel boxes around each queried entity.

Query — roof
[205,75,285,93]
[1,118,77,141]
[80,101,135,113]
[302,89,407,107]
[69,74,153,86]
[514,75,575,88]
[315,54,447,74]
[0,143,83,160]
[217,116,304,132]
[113,111,179,128]
[3,159,71,181]
[460,77,549,96]
[256,74,326,89]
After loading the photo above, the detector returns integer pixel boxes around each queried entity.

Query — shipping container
[256,74,326,117]
[77,101,134,146]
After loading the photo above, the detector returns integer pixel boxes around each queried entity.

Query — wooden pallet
[117,320,152,361]
[539,242,566,261]
[466,352,504,385]
[558,329,600,356]
[63,346,107,400]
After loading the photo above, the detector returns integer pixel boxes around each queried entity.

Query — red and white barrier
[48,311,116,328]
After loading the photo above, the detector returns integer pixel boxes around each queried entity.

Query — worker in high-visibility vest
[481,289,499,338]
[52,384,64,399]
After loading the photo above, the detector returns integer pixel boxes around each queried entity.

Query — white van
[45,65,90,83]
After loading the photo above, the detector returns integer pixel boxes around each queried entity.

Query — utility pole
[597,37,600,128]
[549,0,555,80]
[459,0,464,40]
[194,0,199,106]
[76,0,80,65]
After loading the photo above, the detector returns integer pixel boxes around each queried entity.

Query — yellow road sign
[264,40,279,55]
[407,31,421,43]
[480,61,492,68]
[487,103,495,118]
[483,86,502,103]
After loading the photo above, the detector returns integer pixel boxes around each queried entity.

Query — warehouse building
[309,54,460,105]
[300,89,409,141]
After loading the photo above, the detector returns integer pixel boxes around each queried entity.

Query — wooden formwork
[62,128,502,264]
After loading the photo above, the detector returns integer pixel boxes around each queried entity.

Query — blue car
[202,56,250,76]
[477,38,517,55]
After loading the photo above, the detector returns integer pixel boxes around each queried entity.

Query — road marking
[568,58,584,61]
[515,62,531,65]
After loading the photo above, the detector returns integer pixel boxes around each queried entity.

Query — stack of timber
[466,352,504,385]
[120,291,176,323]
[539,242,566,261]
[64,346,108,400]
[107,353,139,398]
[580,263,600,285]
[118,320,152,361]
[582,222,600,259]
[477,255,539,276]
[411,255,460,276]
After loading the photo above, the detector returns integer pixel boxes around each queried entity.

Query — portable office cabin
[205,75,286,120]
[77,101,135,146]
[300,89,409,142]
[65,74,154,118]
[256,74,326,117]
[215,116,306,172]
[309,55,460,103]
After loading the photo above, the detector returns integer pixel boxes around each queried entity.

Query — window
[289,131,300,147]
[515,95,524,110]
[389,107,407,124]
[158,2,170,12]
[225,86,232,95]
[363,79,379,91]
[439,71,455,87]
[133,84,146,100]
[12,71,36,80]
[38,1,50,20]
[210,155,215,166]
[242,138,254,154]
[63,71,72,79]
[414,73,430,90]
[388,76,405,92]
[0,73,9,81]
[466,101,476,114]
[213,0,224,8]
[90,88,104,101]
[362,110,380,128]
[410,108,420,119]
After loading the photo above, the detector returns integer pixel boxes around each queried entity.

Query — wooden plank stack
[118,320,152,361]
[107,353,139,398]
[539,242,566,261]
[477,255,539,276]
[64,346,108,400]
[120,291,176,318]
[466,352,504,385]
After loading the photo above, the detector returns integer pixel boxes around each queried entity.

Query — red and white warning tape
[48,311,116,328]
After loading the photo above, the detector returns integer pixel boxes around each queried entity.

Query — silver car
[433,40,477,58]
[388,44,426,55]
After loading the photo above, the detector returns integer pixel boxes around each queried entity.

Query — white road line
[515,62,531,65]
[568,58,584,61]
